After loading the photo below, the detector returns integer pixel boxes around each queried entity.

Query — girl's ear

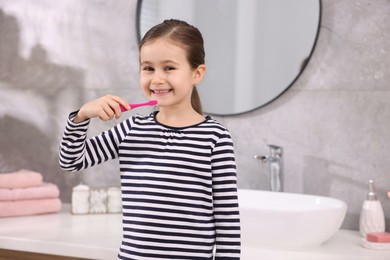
[193,64,206,85]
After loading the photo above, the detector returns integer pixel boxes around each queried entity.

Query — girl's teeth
[154,90,170,94]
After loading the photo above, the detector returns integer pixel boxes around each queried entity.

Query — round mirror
[137,0,321,115]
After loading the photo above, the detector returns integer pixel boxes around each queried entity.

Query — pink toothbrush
[120,100,158,112]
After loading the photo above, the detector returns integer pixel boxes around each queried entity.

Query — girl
[59,19,240,259]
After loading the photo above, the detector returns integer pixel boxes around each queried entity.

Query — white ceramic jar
[71,184,90,214]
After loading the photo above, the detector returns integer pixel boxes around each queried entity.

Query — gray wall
[0,0,389,231]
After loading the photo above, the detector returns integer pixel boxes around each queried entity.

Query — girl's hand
[74,95,130,123]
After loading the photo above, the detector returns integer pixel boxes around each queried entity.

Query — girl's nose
[151,74,166,85]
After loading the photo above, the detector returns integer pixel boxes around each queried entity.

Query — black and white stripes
[59,112,240,259]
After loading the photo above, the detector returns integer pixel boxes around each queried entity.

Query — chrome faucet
[254,145,283,192]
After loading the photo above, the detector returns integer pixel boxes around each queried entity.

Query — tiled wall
[0,0,389,230]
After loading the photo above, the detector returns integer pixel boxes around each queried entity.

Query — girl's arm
[59,95,131,172]
[211,131,241,259]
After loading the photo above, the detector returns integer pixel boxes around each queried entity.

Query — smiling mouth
[152,89,172,95]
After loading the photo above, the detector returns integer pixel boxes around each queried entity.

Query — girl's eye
[142,66,154,72]
[165,66,175,71]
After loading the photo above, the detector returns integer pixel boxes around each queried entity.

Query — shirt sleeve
[58,111,130,172]
[211,130,241,259]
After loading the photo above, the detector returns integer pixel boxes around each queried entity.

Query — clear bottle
[359,180,385,237]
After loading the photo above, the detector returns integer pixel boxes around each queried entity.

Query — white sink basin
[238,189,347,250]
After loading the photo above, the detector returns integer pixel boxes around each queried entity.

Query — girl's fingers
[100,95,129,120]
[102,103,115,120]
[105,97,124,119]
[111,96,130,112]
[77,95,130,122]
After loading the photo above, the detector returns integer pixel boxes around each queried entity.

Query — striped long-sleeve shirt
[59,111,240,260]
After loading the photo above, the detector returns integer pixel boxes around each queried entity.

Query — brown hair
[140,19,205,114]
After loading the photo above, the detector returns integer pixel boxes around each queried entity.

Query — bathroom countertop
[0,204,122,259]
[242,231,390,260]
[0,204,389,260]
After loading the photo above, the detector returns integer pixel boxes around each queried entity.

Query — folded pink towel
[0,169,43,189]
[0,183,60,201]
[0,198,62,217]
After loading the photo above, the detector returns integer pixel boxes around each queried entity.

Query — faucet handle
[254,144,283,161]
[254,155,268,162]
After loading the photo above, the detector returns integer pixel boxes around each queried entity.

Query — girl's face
[139,38,205,110]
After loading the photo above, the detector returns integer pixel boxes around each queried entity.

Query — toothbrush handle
[119,105,128,112]
[119,101,153,112]
[129,102,148,109]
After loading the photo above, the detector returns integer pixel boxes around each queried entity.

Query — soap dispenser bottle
[359,180,385,237]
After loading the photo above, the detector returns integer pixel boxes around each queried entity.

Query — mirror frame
[135,0,322,116]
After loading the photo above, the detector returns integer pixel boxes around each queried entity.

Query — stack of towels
[0,169,62,217]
